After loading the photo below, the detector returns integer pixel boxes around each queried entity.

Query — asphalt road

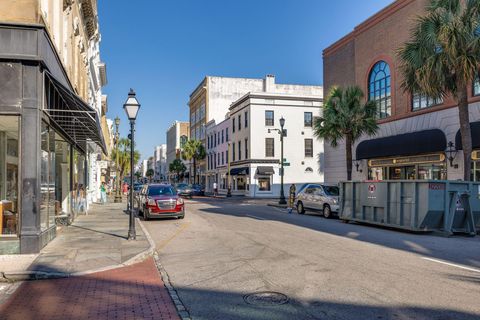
[143,198,480,320]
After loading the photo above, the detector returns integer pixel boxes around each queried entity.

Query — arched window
[368,61,391,119]
[305,167,313,173]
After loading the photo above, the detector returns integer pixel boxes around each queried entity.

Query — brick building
[323,0,480,183]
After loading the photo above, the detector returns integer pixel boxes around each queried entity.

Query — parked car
[191,184,205,196]
[138,184,185,220]
[295,184,339,218]
[175,183,193,198]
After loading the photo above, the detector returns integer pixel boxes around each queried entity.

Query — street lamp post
[227,141,232,197]
[279,117,286,205]
[114,117,122,203]
[123,89,140,240]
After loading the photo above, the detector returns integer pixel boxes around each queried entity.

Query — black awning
[455,121,480,150]
[43,72,107,154]
[356,129,446,160]
[256,166,275,175]
[230,167,249,175]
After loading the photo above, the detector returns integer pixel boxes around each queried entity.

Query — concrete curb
[267,203,289,209]
[153,251,192,320]
[0,217,156,282]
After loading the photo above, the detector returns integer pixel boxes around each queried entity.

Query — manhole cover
[244,291,289,306]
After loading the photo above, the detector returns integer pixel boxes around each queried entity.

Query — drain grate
[244,291,289,306]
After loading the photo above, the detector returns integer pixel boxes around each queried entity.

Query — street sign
[283,162,290,166]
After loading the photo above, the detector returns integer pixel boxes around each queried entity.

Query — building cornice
[229,92,323,111]
[230,159,280,166]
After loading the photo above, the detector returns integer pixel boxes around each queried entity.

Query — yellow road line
[157,222,191,252]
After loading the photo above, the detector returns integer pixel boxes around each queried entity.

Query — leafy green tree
[398,0,480,180]
[314,86,378,180]
[134,171,142,182]
[169,159,187,182]
[111,137,141,186]
[182,139,206,184]
[146,168,154,182]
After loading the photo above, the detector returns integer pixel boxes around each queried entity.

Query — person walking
[100,182,107,204]
[213,181,218,198]
[288,184,296,214]
[78,185,88,214]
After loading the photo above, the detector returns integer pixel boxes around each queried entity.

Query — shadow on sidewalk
[1,260,479,320]
[69,225,128,240]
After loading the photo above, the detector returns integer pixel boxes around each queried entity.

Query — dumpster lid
[356,129,446,160]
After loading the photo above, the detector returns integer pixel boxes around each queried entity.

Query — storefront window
[258,177,271,191]
[369,163,446,180]
[0,115,20,235]
[417,164,446,180]
[72,149,86,215]
[55,134,70,215]
[472,160,480,182]
[237,177,246,190]
[40,122,49,230]
[368,167,386,180]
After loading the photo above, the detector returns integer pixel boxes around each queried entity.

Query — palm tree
[314,86,378,180]
[111,137,141,186]
[169,159,187,183]
[398,0,480,180]
[182,140,206,184]
[146,169,154,183]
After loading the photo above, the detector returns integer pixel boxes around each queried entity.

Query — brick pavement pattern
[0,257,180,320]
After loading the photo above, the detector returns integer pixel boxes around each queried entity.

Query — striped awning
[43,71,107,154]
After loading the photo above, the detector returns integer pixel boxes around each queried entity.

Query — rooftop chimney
[264,74,275,93]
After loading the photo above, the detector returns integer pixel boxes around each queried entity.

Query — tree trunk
[345,134,353,181]
[193,158,197,184]
[457,86,472,181]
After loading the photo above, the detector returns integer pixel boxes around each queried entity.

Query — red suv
[138,184,185,220]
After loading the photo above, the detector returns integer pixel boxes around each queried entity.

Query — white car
[295,184,339,218]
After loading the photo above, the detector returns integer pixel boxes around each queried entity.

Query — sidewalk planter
[339,180,480,235]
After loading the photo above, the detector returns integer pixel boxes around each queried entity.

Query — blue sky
[98,0,393,160]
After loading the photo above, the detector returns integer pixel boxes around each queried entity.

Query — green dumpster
[339,180,480,235]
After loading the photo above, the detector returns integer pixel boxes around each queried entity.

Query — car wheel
[178,214,185,219]
[297,201,305,214]
[323,204,332,219]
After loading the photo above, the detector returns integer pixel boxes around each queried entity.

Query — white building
[86,30,107,204]
[166,121,189,182]
[154,144,167,181]
[226,88,323,197]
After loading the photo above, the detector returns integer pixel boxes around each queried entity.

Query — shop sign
[472,150,480,160]
[369,153,445,167]
[367,184,377,199]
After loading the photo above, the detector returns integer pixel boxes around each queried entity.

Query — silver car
[295,184,339,218]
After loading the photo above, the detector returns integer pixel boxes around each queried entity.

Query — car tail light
[148,198,156,206]
[176,198,184,205]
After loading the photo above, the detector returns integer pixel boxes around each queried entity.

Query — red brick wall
[323,0,480,123]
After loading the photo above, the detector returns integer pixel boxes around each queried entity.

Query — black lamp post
[445,141,458,167]
[123,89,140,240]
[114,116,122,203]
[279,117,286,205]
[227,141,232,197]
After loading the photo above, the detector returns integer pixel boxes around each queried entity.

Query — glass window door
[0,115,20,235]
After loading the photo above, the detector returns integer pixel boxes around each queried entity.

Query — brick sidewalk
[0,258,179,320]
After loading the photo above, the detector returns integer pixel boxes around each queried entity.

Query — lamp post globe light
[123,89,140,240]
[279,117,286,205]
[114,116,122,203]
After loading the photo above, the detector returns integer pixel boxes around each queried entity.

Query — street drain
[244,291,289,306]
